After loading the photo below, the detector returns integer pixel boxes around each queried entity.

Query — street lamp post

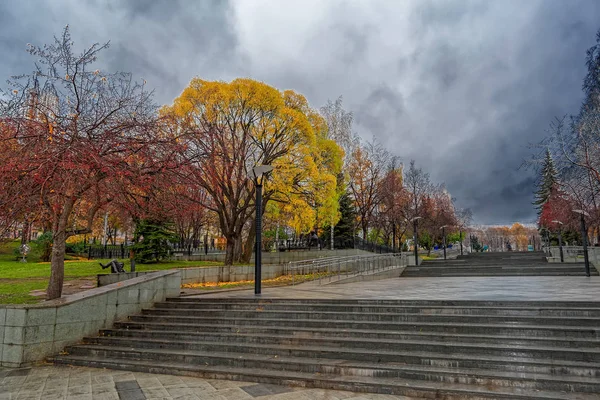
[411,216,422,266]
[439,225,449,260]
[573,209,590,277]
[251,165,274,295]
[551,220,564,263]
[459,229,463,256]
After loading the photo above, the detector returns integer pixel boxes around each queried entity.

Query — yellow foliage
[165,77,344,235]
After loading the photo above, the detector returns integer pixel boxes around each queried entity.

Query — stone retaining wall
[0,270,181,367]
[98,265,284,287]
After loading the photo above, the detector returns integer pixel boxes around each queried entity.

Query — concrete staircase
[51,298,600,399]
[402,251,597,277]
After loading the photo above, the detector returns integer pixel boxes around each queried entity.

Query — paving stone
[14,364,415,399]
[141,387,170,398]
[111,372,136,383]
[41,388,69,400]
[166,386,194,397]
[114,380,140,391]
[116,390,145,400]
[195,275,600,301]
[136,377,163,389]
[65,394,93,400]
[157,375,184,386]
[15,392,41,400]
[43,378,69,390]
[91,394,119,400]
[67,384,92,396]
[91,382,115,394]
[5,369,29,378]
[92,375,113,385]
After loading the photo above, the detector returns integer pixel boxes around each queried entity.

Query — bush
[65,241,86,255]
[31,232,53,262]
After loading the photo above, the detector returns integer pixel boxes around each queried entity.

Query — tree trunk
[233,234,243,263]
[241,221,256,264]
[47,229,66,300]
[225,237,236,266]
[330,223,334,250]
[21,218,29,245]
[47,200,74,300]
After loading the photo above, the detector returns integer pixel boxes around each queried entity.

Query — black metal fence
[84,236,394,259]
[262,236,394,253]
[171,242,225,256]
[84,242,225,259]
[353,237,395,254]
[85,244,130,260]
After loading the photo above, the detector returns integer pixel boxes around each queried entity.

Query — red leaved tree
[0,27,165,299]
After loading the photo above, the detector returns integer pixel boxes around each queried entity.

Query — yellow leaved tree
[163,78,342,264]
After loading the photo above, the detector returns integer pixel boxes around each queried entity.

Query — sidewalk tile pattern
[0,365,414,400]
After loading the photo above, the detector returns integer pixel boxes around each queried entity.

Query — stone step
[80,335,600,363]
[405,268,590,273]
[100,328,600,354]
[126,315,600,338]
[422,260,553,264]
[52,355,600,399]
[154,301,600,317]
[108,324,600,347]
[52,296,600,398]
[56,345,600,392]
[416,266,561,270]
[402,270,597,277]
[166,298,599,308]
[141,307,600,326]
[418,263,583,268]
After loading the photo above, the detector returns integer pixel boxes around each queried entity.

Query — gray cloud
[1,0,599,224]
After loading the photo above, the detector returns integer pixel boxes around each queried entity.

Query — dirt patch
[27,278,97,298]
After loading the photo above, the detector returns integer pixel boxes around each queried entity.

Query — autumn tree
[402,160,431,223]
[530,29,600,244]
[319,96,356,246]
[454,208,473,253]
[319,96,357,165]
[347,140,390,239]
[374,160,406,248]
[509,223,529,251]
[0,28,170,299]
[165,78,342,265]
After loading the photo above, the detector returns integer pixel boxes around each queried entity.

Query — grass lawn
[0,240,222,304]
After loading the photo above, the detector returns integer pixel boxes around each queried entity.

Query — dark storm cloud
[1,0,599,224]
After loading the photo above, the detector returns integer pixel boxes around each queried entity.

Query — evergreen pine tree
[322,191,356,249]
[131,219,178,263]
[533,149,558,213]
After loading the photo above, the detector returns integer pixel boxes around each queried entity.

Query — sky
[1,0,599,225]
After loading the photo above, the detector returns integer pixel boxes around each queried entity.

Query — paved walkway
[0,365,412,400]
[5,276,599,399]
[194,276,600,301]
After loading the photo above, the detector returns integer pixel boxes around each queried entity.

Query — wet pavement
[0,365,413,400]
[193,276,600,301]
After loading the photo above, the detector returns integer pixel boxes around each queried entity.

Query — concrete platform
[192,276,600,301]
